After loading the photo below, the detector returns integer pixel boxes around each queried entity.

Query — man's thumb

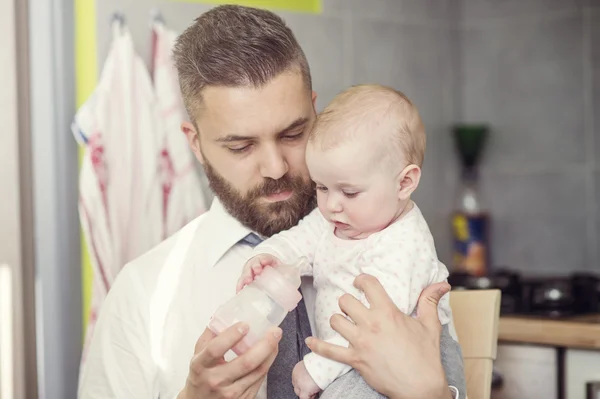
[416,282,451,330]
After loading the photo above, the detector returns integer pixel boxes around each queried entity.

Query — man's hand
[178,322,281,399]
[306,275,453,399]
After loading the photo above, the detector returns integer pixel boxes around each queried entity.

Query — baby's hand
[292,360,321,399]
[236,253,281,293]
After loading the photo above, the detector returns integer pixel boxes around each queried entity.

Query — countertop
[498,314,600,350]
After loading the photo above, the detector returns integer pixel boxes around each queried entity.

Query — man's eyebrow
[216,135,255,143]
[277,117,309,136]
[215,117,309,143]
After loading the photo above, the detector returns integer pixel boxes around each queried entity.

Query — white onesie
[250,203,453,391]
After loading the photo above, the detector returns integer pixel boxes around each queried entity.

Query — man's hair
[309,84,426,168]
[173,5,312,119]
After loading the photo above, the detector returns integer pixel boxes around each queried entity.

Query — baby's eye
[316,186,328,193]
[343,191,359,198]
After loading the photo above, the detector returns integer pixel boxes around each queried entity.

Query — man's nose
[259,144,288,180]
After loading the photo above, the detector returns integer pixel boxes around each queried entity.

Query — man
[79,5,465,399]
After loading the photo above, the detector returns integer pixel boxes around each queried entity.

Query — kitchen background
[96,0,600,276]
[1,0,599,398]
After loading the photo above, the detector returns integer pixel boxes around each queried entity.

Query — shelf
[498,315,600,350]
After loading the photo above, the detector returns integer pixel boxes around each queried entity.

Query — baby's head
[306,84,425,239]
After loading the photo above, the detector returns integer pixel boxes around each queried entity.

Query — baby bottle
[208,257,307,356]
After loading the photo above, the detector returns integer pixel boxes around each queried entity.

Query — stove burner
[448,269,600,318]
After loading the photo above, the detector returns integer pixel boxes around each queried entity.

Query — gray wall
[94,0,599,278]
[458,0,599,275]
[95,0,461,263]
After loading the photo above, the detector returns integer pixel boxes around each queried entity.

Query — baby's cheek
[359,211,394,233]
[372,201,398,224]
[316,196,328,216]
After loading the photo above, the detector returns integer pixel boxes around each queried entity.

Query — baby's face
[306,140,404,239]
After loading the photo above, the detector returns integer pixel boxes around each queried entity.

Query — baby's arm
[431,259,453,325]
[251,208,329,276]
[237,208,329,291]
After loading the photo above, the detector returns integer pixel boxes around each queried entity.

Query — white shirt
[78,198,460,399]
[252,205,453,390]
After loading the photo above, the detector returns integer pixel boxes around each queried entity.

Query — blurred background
[1,0,600,398]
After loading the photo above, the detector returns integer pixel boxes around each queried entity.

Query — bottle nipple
[275,257,307,288]
[253,257,306,311]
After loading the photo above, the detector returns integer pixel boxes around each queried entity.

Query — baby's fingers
[235,278,246,293]
[236,273,254,293]
[259,256,279,268]
[251,263,265,276]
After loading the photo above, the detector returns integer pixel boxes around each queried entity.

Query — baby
[237,84,452,398]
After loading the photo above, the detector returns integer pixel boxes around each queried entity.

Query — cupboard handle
[586,381,600,399]
[0,264,13,399]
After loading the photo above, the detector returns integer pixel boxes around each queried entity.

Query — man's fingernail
[238,323,249,334]
[305,337,313,346]
[273,329,282,339]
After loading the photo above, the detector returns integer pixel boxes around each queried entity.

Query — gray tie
[240,233,312,398]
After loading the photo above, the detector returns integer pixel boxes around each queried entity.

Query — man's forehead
[198,80,313,139]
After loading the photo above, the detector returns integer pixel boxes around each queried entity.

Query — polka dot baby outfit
[250,203,453,391]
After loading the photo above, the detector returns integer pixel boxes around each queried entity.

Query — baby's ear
[397,164,421,201]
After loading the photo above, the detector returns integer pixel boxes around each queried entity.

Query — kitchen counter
[498,314,600,350]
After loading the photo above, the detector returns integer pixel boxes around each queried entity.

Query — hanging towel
[72,22,164,365]
[152,20,209,239]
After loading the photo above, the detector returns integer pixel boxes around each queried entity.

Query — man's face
[182,71,317,237]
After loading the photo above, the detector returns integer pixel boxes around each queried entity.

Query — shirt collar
[201,197,256,268]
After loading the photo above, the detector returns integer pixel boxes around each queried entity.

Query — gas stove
[448,269,600,318]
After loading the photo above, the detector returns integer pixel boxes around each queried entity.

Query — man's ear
[311,91,318,113]
[181,121,204,165]
[397,164,421,201]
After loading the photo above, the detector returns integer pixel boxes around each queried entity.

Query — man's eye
[282,131,304,141]
[228,145,251,154]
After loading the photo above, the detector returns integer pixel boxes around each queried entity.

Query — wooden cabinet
[566,349,600,399]
[489,344,600,399]
[491,344,557,399]
[496,316,600,398]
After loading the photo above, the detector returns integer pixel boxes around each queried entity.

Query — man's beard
[203,160,316,237]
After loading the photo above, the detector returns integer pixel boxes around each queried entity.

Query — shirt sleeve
[78,264,157,398]
[252,208,329,276]
[440,324,466,398]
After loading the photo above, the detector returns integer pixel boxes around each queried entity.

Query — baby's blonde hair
[309,84,426,169]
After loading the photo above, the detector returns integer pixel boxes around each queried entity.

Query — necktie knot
[240,233,263,248]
